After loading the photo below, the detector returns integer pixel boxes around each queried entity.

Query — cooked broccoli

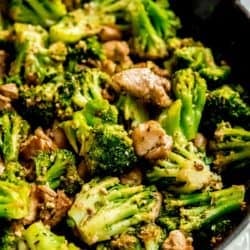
[17,82,57,128]
[96,232,142,250]
[67,177,161,245]
[66,36,105,72]
[34,149,83,195]
[138,223,165,250]
[9,23,66,85]
[0,221,26,250]
[142,0,181,41]
[24,221,80,249]
[128,0,181,59]
[49,0,130,43]
[50,0,180,58]
[0,110,30,163]
[159,68,207,140]
[161,185,245,232]
[199,65,231,87]
[83,123,137,175]
[9,0,67,27]
[164,44,230,86]
[17,68,109,127]
[61,103,136,176]
[147,134,221,193]
[0,179,30,219]
[209,122,250,173]
[116,94,149,128]
[200,85,250,134]
[128,0,167,59]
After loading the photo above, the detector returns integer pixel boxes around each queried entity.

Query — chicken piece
[162,230,194,250]
[103,41,130,62]
[20,127,57,160]
[111,68,172,107]
[134,61,170,78]
[102,40,133,74]
[100,25,122,41]
[120,167,142,186]
[0,94,11,110]
[36,185,72,227]
[0,50,8,78]
[132,120,173,160]
[0,83,19,99]
[47,123,68,149]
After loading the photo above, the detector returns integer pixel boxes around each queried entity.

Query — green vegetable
[9,0,66,27]
[160,185,245,232]
[147,134,221,193]
[24,221,80,249]
[68,177,161,245]
[159,68,207,140]
[34,149,83,195]
[209,122,250,172]
[201,85,250,134]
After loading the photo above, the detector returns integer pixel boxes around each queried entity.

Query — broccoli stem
[26,0,54,25]
[164,185,245,232]
[78,190,156,245]
[215,126,250,140]
[214,148,250,168]
[158,99,182,136]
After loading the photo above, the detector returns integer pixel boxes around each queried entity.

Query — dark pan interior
[171,0,250,248]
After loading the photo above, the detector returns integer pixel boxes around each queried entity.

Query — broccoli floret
[97,232,143,250]
[142,0,181,41]
[9,0,67,27]
[147,134,221,193]
[128,0,181,59]
[0,221,26,250]
[61,103,136,176]
[0,110,30,163]
[159,68,207,140]
[129,0,167,59]
[138,223,165,250]
[66,36,105,72]
[162,185,245,232]
[17,82,57,128]
[164,43,230,86]
[116,94,149,128]
[67,177,161,245]
[0,179,30,219]
[83,123,137,176]
[199,65,231,87]
[56,69,111,120]
[24,221,80,249]
[34,149,83,195]
[9,23,65,85]
[209,122,250,173]
[49,0,130,43]
[17,68,109,126]
[200,85,250,134]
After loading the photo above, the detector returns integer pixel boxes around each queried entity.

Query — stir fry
[0,0,249,249]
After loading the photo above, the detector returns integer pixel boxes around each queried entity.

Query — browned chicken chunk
[132,120,173,160]
[20,127,57,160]
[100,26,122,41]
[102,40,132,74]
[162,230,194,250]
[0,50,8,78]
[111,68,172,107]
[120,167,143,186]
[0,83,19,99]
[23,185,72,227]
